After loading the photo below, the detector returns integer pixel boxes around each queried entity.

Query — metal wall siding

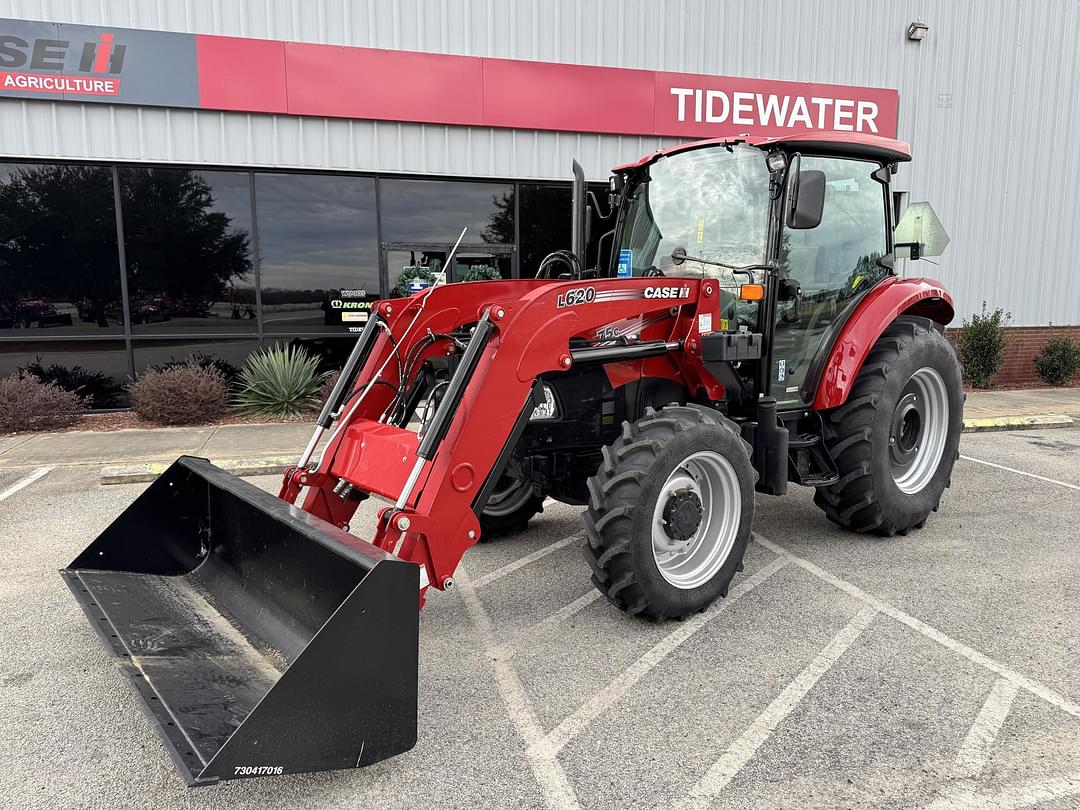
[0,0,1077,325]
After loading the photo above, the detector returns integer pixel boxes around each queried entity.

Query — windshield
[616,144,772,278]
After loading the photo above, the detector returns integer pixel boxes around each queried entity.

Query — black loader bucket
[61,456,418,785]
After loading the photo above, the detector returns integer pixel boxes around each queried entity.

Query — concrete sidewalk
[0,421,318,480]
[0,387,1077,482]
[963,387,1080,432]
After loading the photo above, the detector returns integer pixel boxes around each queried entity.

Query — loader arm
[279,277,729,595]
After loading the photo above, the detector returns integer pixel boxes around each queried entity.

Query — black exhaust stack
[61,456,418,785]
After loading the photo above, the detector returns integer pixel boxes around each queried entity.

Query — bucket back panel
[62,457,420,785]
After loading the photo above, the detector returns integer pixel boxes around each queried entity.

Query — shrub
[1034,336,1080,386]
[148,352,242,388]
[16,357,124,408]
[234,343,327,419]
[318,369,340,407]
[129,362,230,425]
[955,303,1011,388]
[0,372,87,433]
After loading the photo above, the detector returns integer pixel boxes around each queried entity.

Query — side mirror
[787,167,826,230]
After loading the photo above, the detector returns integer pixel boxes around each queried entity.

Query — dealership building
[0,0,1076,407]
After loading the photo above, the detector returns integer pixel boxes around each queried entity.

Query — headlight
[529,384,560,421]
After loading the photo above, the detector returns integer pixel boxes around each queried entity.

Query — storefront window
[133,338,261,382]
[518,184,570,276]
[380,178,514,292]
[517,182,612,276]
[0,163,123,336]
[120,168,256,334]
[380,178,513,244]
[0,340,130,408]
[255,173,380,335]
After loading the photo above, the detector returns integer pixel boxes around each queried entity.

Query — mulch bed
[47,410,312,434]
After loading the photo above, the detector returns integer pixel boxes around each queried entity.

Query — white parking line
[471,533,582,589]
[960,455,1080,492]
[529,557,788,761]
[754,535,1080,719]
[928,771,1080,809]
[952,678,1020,780]
[457,565,582,810]
[683,606,878,805]
[0,466,54,502]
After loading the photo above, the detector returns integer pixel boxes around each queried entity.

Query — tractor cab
[598,133,946,412]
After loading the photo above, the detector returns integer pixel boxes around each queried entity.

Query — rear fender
[812,277,954,410]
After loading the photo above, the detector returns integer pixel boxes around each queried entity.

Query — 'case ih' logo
[643,285,691,300]
[0,31,125,96]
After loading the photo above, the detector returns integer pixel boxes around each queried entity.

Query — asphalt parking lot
[1,427,1079,809]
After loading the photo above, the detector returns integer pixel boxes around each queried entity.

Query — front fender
[812,276,954,410]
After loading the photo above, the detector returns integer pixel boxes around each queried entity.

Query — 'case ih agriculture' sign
[0,18,898,139]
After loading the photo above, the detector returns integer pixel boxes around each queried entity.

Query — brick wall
[947,325,1080,388]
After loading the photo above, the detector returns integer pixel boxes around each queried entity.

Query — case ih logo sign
[0,31,125,95]
[0,18,897,139]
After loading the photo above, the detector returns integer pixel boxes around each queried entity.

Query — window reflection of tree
[121,169,252,324]
[0,165,119,329]
[0,165,251,331]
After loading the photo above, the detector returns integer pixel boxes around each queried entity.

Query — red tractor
[64,131,961,785]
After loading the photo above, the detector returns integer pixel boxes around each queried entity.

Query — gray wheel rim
[651,450,741,590]
[890,366,950,495]
[483,476,534,517]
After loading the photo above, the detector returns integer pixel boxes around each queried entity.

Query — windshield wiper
[670,247,775,282]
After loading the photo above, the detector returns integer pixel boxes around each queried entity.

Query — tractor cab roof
[614,131,911,172]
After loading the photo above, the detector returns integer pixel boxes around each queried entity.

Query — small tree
[955,303,1011,388]
[1034,336,1080,386]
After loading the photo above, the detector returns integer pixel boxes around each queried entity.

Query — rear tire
[814,316,963,536]
[583,404,755,621]
[479,476,544,538]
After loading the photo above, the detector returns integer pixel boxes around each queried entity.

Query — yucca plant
[233,343,327,419]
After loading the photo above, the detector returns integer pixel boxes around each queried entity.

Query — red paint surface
[195,35,287,113]
[284,42,483,125]
[812,277,955,410]
[193,32,898,139]
[482,57,655,134]
[92,33,113,74]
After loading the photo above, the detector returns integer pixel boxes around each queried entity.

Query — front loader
[63,131,962,784]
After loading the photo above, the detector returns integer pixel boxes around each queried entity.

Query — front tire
[814,316,963,535]
[479,476,545,538]
[583,405,756,621]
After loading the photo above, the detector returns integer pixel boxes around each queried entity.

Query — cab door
[771,156,891,407]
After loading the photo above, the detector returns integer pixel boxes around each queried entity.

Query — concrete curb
[962,414,1075,433]
[101,455,296,485]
